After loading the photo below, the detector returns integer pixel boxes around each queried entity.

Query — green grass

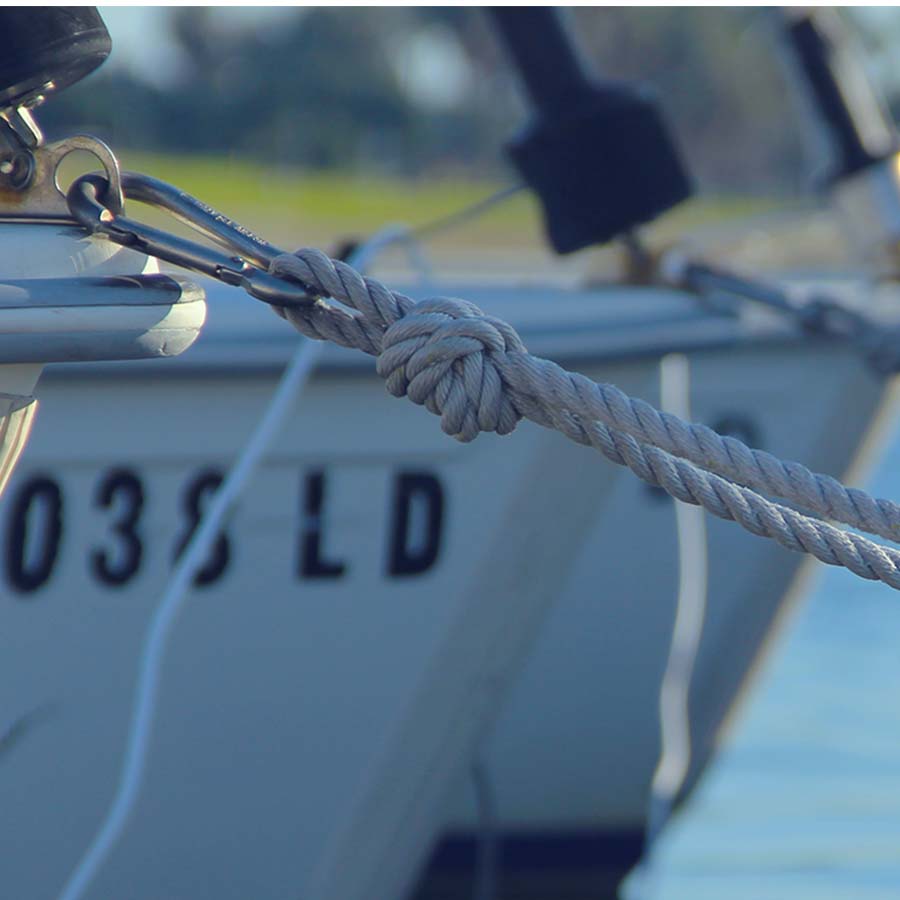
[103,151,790,257]
[116,151,542,249]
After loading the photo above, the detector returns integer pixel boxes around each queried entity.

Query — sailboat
[2,8,898,900]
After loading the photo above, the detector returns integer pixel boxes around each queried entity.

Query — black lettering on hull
[6,476,63,594]
[388,472,444,577]
[299,470,347,579]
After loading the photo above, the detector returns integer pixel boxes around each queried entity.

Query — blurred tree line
[38,7,894,194]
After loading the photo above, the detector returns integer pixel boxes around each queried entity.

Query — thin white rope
[57,338,322,900]
[649,354,709,836]
[635,354,709,900]
[345,223,435,286]
[57,230,428,900]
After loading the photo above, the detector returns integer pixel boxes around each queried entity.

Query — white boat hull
[0,279,892,899]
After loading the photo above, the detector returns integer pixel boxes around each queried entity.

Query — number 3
[92,468,144,586]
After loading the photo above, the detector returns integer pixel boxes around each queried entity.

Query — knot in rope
[270,249,528,442]
[262,246,900,590]
[378,297,526,442]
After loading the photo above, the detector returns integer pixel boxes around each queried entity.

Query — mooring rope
[266,247,900,591]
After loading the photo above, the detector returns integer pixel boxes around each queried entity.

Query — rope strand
[269,248,900,590]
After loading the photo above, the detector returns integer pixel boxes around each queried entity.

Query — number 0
[6,476,63,594]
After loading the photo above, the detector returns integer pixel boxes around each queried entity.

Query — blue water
[640,423,900,899]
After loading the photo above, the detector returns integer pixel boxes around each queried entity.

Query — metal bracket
[0,130,123,222]
[68,171,315,309]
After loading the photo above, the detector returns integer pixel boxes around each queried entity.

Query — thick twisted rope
[268,248,900,590]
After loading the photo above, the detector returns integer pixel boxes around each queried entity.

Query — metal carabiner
[66,171,317,308]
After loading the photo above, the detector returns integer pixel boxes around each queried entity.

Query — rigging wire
[411,183,525,242]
